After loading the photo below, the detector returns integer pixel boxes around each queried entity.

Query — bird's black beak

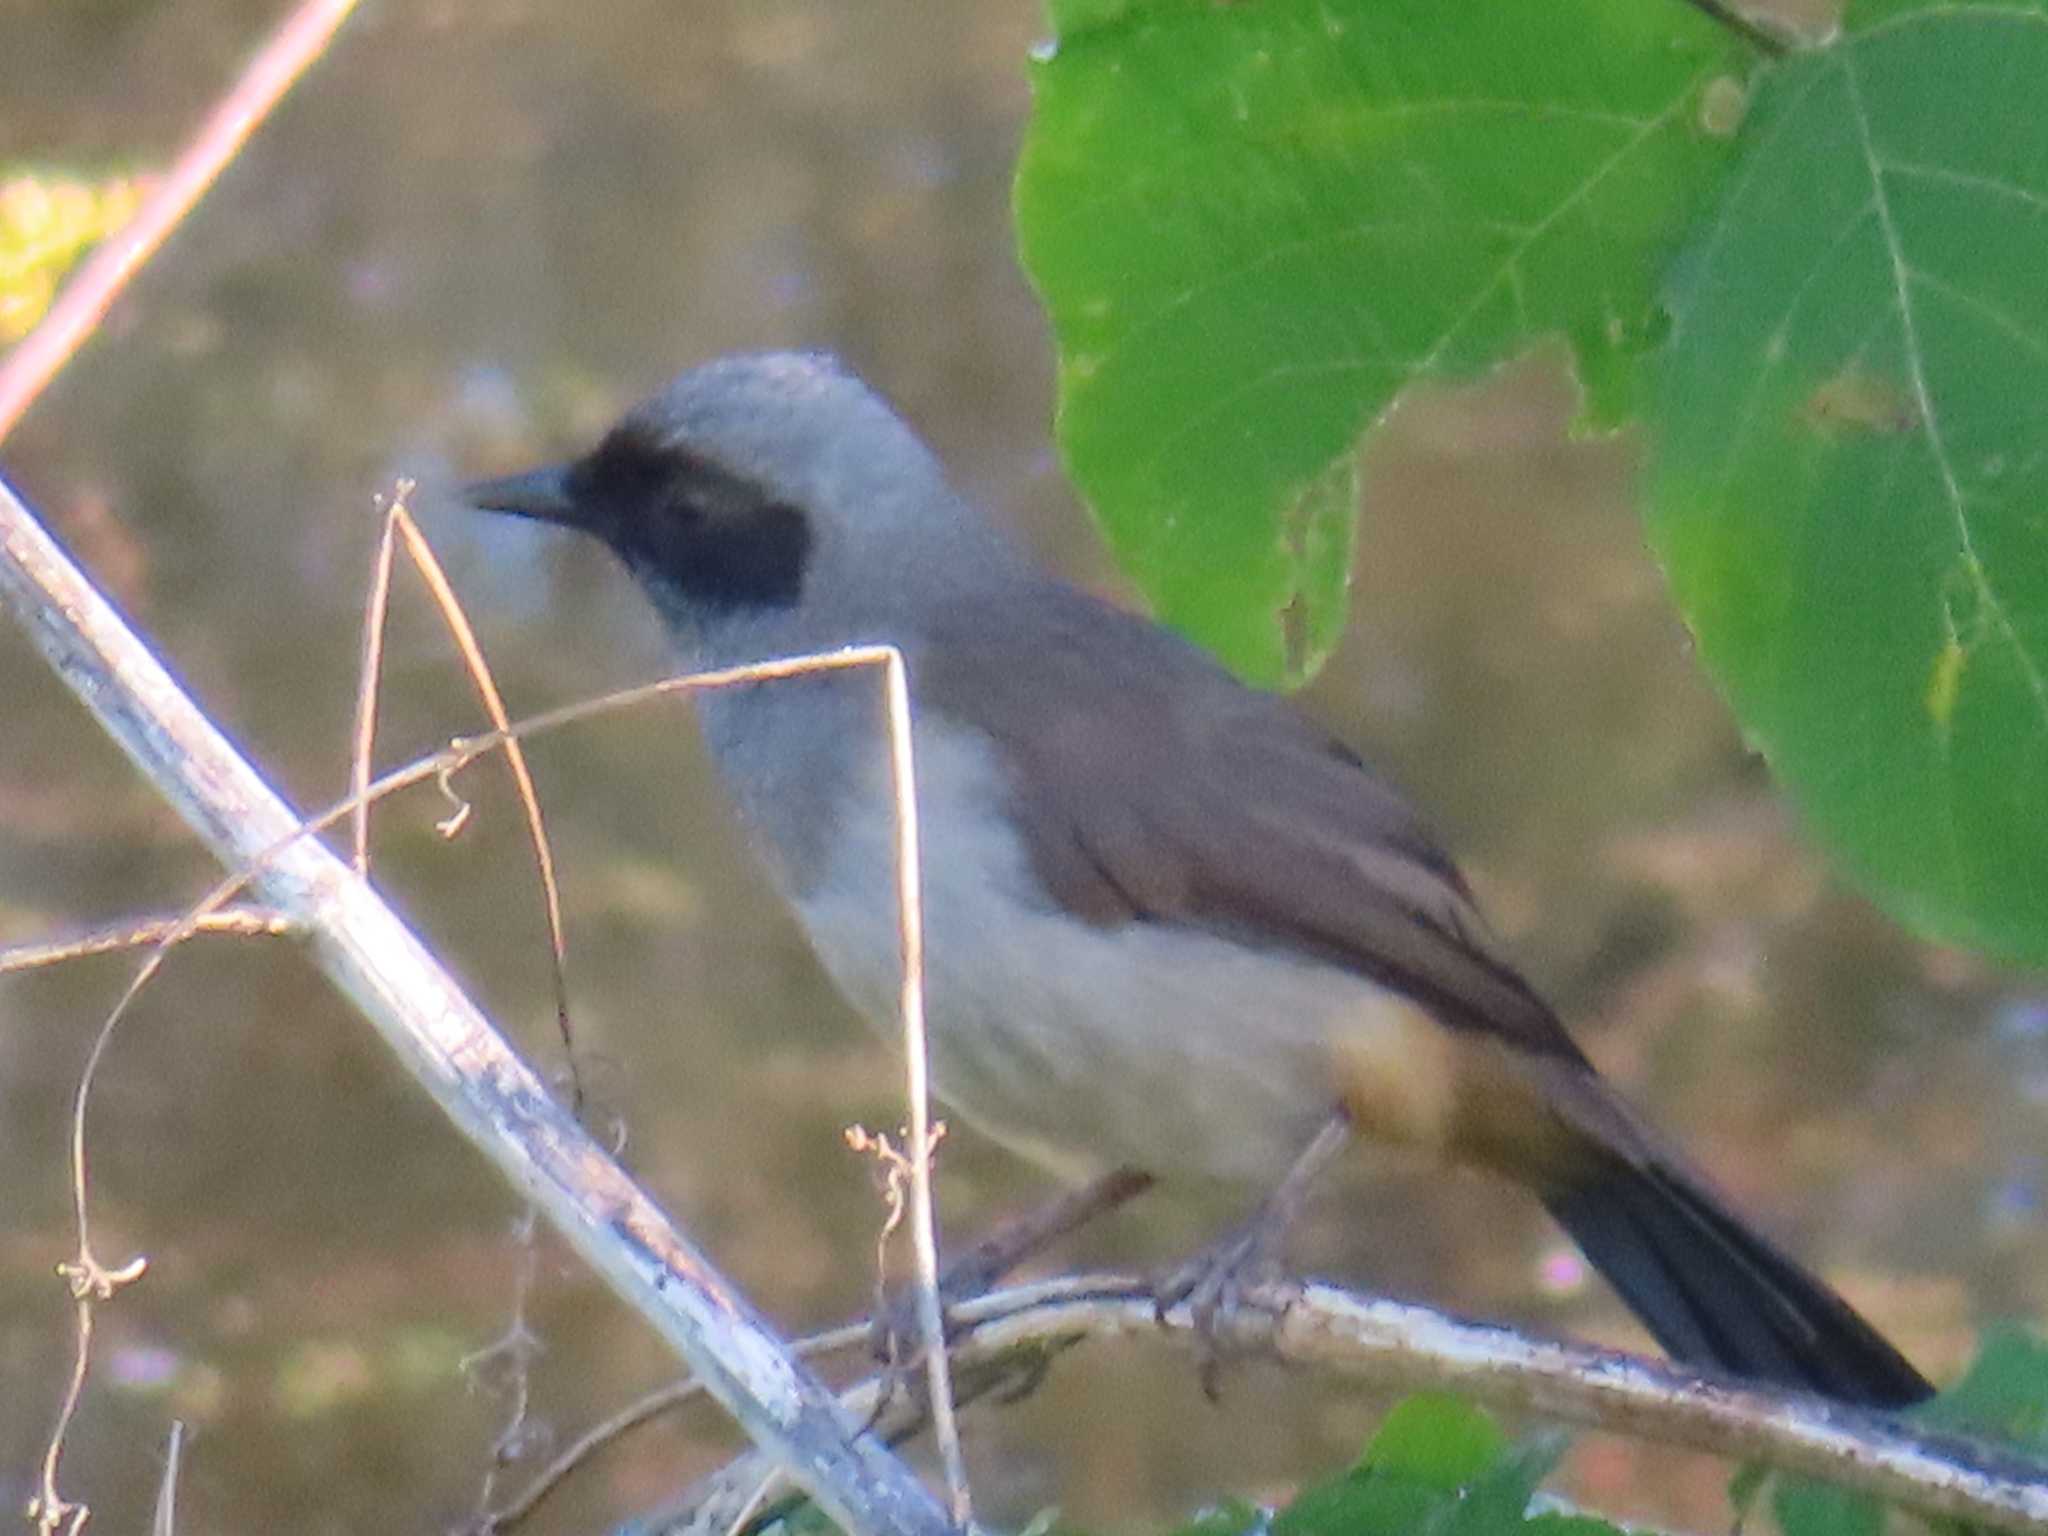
[464,462,580,526]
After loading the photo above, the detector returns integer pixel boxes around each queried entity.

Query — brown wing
[921,581,1588,1066]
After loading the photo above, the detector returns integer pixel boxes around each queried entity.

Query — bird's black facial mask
[471,422,813,614]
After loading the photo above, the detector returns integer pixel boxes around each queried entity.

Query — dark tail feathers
[1545,1161,1932,1408]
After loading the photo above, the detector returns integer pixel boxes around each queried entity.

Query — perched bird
[468,351,1931,1407]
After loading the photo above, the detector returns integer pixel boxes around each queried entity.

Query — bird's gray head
[466,352,1020,658]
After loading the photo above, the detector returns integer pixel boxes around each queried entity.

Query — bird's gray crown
[471,351,1023,661]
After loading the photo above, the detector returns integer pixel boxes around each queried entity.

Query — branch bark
[645,1277,2048,1536]
[0,474,953,1536]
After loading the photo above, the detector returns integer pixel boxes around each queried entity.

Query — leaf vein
[1841,48,2048,727]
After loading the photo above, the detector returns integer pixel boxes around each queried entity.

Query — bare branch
[644,1277,2048,1536]
[0,475,954,1536]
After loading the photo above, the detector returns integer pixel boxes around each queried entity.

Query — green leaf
[1017,0,1751,684]
[1771,1478,1886,1536]
[1727,1458,1770,1520]
[1271,1473,1439,1536]
[1359,1391,1511,1490]
[1914,1324,2048,1448]
[1520,1519,1624,1536]
[1444,1432,1571,1535]
[1646,0,2048,962]
[1263,1395,1597,1536]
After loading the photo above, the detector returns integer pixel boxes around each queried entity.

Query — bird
[466,350,1932,1408]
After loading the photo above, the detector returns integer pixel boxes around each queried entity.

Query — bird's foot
[1153,1216,1299,1400]
[1151,1118,1348,1398]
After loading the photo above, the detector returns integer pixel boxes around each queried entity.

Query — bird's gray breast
[700,681,1359,1188]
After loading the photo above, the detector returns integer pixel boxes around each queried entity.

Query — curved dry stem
[470,1322,872,1534]
[353,484,581,1106]
[30,932,163,1535]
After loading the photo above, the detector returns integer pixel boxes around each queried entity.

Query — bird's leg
[871,1165,1155,1369]
[1153,1111,1353,1394]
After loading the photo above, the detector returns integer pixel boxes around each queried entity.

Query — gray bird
[467,350,1930,1407]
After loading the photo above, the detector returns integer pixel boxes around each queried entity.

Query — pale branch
[487,1175,1156,1532]
[639,1276,2048,1536]
[0,475,953,1536]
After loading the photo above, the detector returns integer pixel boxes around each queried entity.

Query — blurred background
[0,2,2040,1531]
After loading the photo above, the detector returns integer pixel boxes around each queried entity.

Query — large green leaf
[1017,0,1751,684]
[1647,0,2048,962]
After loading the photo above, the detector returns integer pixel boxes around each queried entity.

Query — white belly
[789,721,1396,1188]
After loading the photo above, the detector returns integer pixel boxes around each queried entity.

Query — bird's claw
[1153,1222,1298,1400]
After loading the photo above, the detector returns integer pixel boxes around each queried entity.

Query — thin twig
[351,495,399,874]
[358,484,581,1106]
[30,925,159,1535]
[469,1323,872,1534]
[0,906,294,973]
[0,475,954,1536]
[639,1336,1077,1536]
[462,1208,547,1525]
[489,1174,1154,1532]
[25,1258,137,1536]
[876,649,971,1525]
[0,0,362,442]
[909,1168,1153,1314]
[471,1327,872,1536]
[151,1420,186,1536]
[846,1123,947,1360]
